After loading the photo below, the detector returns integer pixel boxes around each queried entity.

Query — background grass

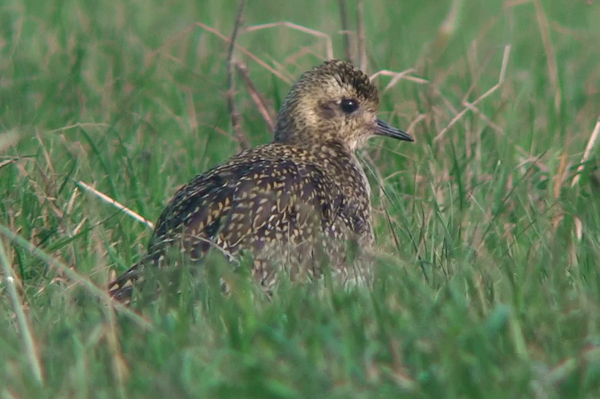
[2,0,600,397]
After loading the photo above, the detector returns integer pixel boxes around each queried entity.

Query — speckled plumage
[109,60,413,299]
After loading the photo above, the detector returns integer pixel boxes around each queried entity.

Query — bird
[109,59,413,300]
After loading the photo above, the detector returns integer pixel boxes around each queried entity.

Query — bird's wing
[109,149,346,296]
[149,154,344,258]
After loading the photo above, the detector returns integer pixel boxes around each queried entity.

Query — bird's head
[274,60,413,150]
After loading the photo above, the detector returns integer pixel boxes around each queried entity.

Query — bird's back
[109,140,373,296]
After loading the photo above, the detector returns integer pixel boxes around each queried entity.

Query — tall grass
[1,0,600,397]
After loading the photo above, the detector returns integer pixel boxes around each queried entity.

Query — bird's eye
[340,99,359,114]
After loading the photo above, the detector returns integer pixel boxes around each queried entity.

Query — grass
[2,0,600,397]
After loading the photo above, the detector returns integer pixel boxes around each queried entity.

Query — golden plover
[109,59,413,299]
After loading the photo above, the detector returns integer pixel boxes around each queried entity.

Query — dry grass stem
[236,61,276,131]
[370,69,428,87]
[226,0,249,150]
[533,0,561,111]
[76,181,154,229]
[0,159,15,170]
[462,102,505,135]
[503,0,531,7]
[438,0,463,40]
[572,117,600,187]
[47,123,111,133]
[245,22,334,60]
[337,0,353,62]
[356,0,367,71]
[434,45,511,143]
[193,22,293,84]
[554,150,568,198]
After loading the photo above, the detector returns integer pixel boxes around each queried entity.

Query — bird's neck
[308,140,371,195]
[274,129,370,195]
[282,137,356,166]
[309,139,356,162]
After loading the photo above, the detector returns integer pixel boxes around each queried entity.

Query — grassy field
[2,0,600,397]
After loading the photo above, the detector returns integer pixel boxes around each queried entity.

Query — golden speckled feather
[109,60,413,299]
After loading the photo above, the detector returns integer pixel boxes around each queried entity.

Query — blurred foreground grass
[1,0,600,397]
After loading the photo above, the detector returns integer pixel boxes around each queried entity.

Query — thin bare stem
[504,0,531,7]
[554,150,568,199]
[338,0,353,62]
[193,22,293,84]
[370,69,428,86]
[572,117,600,187]
[533,0,561,111]
[356,0,367,71]
[0,159,15,170]
[236,61,276,131]
[462,102,505,135]
[434,45,511,143]
[245,22,334,60]
[438,0,463,41]
[226,0,249,150]
[76,181,154,229]
[45,123,111,133]
[0,239,44,385]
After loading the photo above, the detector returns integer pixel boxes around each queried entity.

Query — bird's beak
[375,119,414,142]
